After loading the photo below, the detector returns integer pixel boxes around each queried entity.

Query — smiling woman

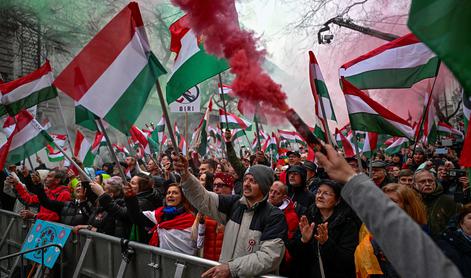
[124,183,197,255]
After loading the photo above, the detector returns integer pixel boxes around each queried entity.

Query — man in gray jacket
[174,156,287,278]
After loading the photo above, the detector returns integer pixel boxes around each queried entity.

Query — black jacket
[437,227,471,278]
[90,194,131,238]
[287,202,360,278]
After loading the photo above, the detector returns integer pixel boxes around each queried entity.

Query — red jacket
[203,217,224,261]
[284,200,299,240]
[15,183,71,222]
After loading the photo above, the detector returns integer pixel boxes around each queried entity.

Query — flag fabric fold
[342,78,414,138]
[0,61,58,116]
[166,14,229,104]
[339,33,439,90]
[54,3,166,134]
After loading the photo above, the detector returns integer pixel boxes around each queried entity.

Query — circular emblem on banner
[176,86,200,104]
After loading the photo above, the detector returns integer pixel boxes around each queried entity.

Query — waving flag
[342,78,414,138]
[340,33,439,90]
[166,14,229,104]
[54,3,166,133]
[0,110,53,169]
[219,109,252,130]
[194,97,212,156]
[384,137,410,155]
[0,61,57,116]
[309,51,336,121]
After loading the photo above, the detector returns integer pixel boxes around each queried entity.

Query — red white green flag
[340,33,439,90]
[54,3,166,133]
[384,137,409,155]
[130,125,151,155]
[362,132,378,158]
[194,97,212,156]
[166,14,229,104]
[309,51,336,122]
[219,109,252,130]
[342,78,414,138]
[0,110,54,169]
[437,122,463,138]
[74,130,94,167]
[0,61,58,116]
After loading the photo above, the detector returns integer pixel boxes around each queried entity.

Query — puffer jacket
[90,195,131,238]
[202,217,225,261]
[287,202,360,278]
[181,174,287,277]
[421,184,459,238]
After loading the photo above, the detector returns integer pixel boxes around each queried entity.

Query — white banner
[170,86,201,113]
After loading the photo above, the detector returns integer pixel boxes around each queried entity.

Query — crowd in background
[0,129,470,278]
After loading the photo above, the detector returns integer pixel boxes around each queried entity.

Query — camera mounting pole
[318,17,400,44]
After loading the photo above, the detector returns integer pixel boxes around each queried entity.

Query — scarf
[148,206,195,246]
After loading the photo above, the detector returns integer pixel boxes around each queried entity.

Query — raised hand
[315,144,357,184]
[299,215,315,243]
[314,222,329,245]
[173,155,190,181]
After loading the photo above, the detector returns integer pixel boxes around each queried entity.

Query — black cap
[371,160,388,168]
[287,151,301,157]
[303,161,317,172]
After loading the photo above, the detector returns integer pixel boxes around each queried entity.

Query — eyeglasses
[213,183,228,189]
[316,191,335,197]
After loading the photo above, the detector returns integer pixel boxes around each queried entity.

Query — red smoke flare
[171,0,289,121]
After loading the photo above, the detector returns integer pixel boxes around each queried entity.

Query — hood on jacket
[286,165,307,188]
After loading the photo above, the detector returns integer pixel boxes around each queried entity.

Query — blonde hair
[383,183,427,225]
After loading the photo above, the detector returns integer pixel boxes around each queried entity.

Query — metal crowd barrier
[0,210,283,278]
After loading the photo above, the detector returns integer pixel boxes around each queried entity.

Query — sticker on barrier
[20,220,71,268]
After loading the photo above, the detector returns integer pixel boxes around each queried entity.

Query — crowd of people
[0,129,470,278]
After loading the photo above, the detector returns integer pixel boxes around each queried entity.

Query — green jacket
[422,185,460,238]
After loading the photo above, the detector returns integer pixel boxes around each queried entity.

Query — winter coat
[286,166,315,214]
[437,227,471,277]
[421,185,459,238]
[202,217,225,261]
[91,194,131,238]
[287,202,360,278]
[14,182,70,222]
[181,174,287,277]
[343,173,461,278]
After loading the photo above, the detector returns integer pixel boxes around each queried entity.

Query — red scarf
[148,207,195,246]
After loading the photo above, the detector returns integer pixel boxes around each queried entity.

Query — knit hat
[245,165,274,196]
[286,165,307,186]
[214,172,235,189]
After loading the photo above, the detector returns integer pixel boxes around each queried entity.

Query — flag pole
[55,96,74,153]
[218,74,229,128]
[185,111,189,158]
[96,118,127,182]
[350,130,364,172]
[254,116,262,151]
[155,80,179,153]
[412,61,441,156]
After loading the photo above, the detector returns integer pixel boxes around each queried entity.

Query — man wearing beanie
[174,156,287,278]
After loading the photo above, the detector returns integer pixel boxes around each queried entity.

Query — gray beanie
[245,165,274,196]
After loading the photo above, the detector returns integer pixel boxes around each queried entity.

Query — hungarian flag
[0,61,58,116]
[217,83,234,101]
[113,144,129,156]
[384,137,410,155]
[154,115,166,146]
[408,0,471,95]
[219,109,252,130]
[166,14,229,104]
[74,130,95,167]
[231,129,245,143]
[75,104,100,131]
[194,97,212,156]
[54,3,167,133]
[45,145,64,162]
[339,33,439,90]
[50,133,67,148]
[342,78,414,138]
[309,51,336,121]
[2,116,16,136]
[362,132,378,158]
[335,128,356,158]
[130,125,151,155]
[437,122,463,138]
[278,129,305,145]
[208,126,222,145]
[179,135,187,156]
[0,110,54,169]
[415,91,438,144]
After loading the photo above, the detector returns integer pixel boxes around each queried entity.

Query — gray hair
[413,169,436,182]
[104,176,124,194]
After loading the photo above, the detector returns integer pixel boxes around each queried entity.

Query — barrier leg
[116,239,134,278]
[7,256,20,278]
[0,218,16,251]
[72,237,92,278]
[174,262,186,278]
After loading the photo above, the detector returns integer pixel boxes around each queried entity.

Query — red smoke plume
[171,0,289,121]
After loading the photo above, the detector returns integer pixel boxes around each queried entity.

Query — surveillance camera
[322,34,334,44]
